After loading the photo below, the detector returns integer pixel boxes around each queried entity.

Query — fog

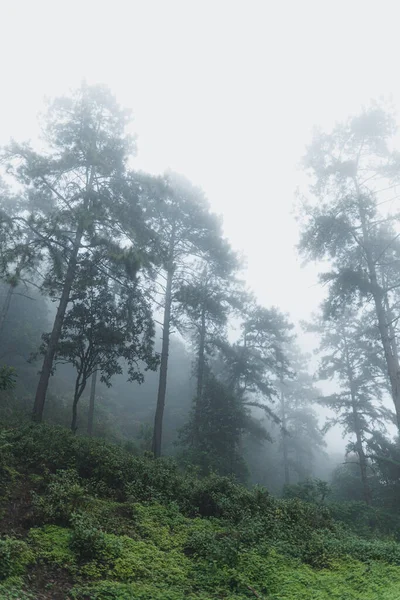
[1,0,400,481]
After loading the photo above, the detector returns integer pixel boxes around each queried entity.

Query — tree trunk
[354,422,372,505]
[71,371,87,433]
[280,388,290,486]
[152,265,174,458]
[382,275,399,360]
[87,369,97,437]
[0,236,33,341]
[343,331,372,505]
[71,378,81,433]
[350,381,371,505]
[71,395,79,433]
[32,219,85,423]
[193,300,206,441]
[197,305,206,401]
[0,285,14,341]
[374,301,400,428]
[357,195,400,430]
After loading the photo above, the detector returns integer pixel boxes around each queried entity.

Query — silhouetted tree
[2,83,152,422]
[298,105,400,429]
[309,311,392,504]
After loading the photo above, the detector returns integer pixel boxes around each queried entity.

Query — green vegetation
[2,79,400,599]
[1,424,400,599]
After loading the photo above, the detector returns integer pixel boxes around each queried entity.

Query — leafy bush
[328,501,400,539]
[0,538,32,579]
[184,473,272,521]
[28,525,76,569]
[282,478,331,504]
[32,469,88,524]
[5,422,400,599]
[0,366,16,391]
[69,512,109,562]
[184,524,240,567]
[0,578,34,600]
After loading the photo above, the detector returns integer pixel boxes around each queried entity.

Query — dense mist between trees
[3,4,400,596]
[0,85,399,513]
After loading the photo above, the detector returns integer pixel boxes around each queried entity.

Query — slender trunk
[354,414,372,505]
[87,369,97,437]
[382,270,399,359]
[193,300,206,441]
[0,285,14,340]
[71,378,81,433]
[71,372,87,433]
[357,194,400,429]
[152,264,174,458]
[0,249,30,341]
[343,333,372,505]
[280,388,290,486]
[197,305,206,400]
[33,219,85,423]
[71,396,79,433]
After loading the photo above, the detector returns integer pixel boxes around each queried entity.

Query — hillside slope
[1,424,400,599]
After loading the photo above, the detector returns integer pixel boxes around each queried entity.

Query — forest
[1,84,400,599]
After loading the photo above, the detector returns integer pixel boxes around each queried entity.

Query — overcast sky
[2,0,400,449]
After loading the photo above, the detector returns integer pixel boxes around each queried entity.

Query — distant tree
[298,105,400,429]
[276,344,325,486]
[178,373,250,481]
[366,432,400,512]
[0,180,42,339]
[175,247,243,441]
[0,366,16,391]
[309,311,392,505]
[218,303,293,422]
[283,478,331,505]
[180,303,292,479]
[146,171,231,457]
[38,263,158,432]
[0,279,50,413]
[97,328,194,451]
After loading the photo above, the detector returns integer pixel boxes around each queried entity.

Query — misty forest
[2,8,400,600]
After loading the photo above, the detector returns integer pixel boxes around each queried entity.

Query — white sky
[2,0,400,450]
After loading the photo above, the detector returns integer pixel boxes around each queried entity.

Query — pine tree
[37,260,157,432]
[309,311,392,504]
[298,105,400,429]
[2,84,151,421]
[146,171,231,457]
[218,303,294,421]
[174,244,243,440]
[277,344,324,486]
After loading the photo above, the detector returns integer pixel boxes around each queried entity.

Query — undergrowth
[1,423,400,599]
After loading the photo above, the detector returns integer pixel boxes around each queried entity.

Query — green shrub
[8,424,78,473]
[184,525,240,567]
[0,538,33,579]
[28,525,76,569]
[123,457,186,504]
[69,580,196,600]
[0,577,34,599]
[130,502,187,550]
[325,533,400,565]
[69,512,109,562]
[109,537,189,586]
[282,478,331,504]
[32,469,88,524]
[84,499,134,537]
[328,501,400,539]
[299,532,333,569]
[183,473,271,521]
